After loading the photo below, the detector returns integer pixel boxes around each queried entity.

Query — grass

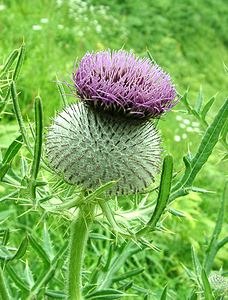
[0,0,227,299]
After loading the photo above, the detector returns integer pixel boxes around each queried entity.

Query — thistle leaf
[201,269,214,300]
[160,286,168,300]
[203,182,227,273]
[2,135,23,165]
[194,86,204,113]
[28,235,50,266]
[0,48,18,78]
[201,95,216,121]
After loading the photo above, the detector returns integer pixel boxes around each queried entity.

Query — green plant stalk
[68,202,95,300]
[0,267,10,300]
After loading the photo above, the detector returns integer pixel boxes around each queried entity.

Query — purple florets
[73,50,178,118]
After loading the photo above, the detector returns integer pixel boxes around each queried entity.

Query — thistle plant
[46,50,177,299]
[0,46,227,300]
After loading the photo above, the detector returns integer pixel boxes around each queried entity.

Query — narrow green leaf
[119,281,133,292]
[221,116,228,143]
[0,49,18,78]
[0,190,18,203]
[28,235,50,266]
[171,99,228,201]
[160,286,168,300]
[194,86,204,113]
[191,246,202,286]
[0,267,11,300]
[29,96,43,199]
[201,269,213,300]
[6,264,30,292]
[171,155,191,192]
[24,260,35,289]
[13,43,25,81]
[186,99,228,185]
[168,208,186,217]
[2,135,23,165]
[45,290,66,298]
[0,236,28,261]
[201,95,216,120]
[0,163,10,181]
[84,181,117,202]
[56,75,68,107]
[13,236,28,260]
[137,155,173,236]
[85,288,128,299]
[113,268,144,282]
[217,236,228,250]
[11,81,31,151]
[188,291,197,300]
[2,229,10,246]
[146,49,156,64]
[43,222,54,260]
[182,89,200,119]
[203,182,227,273]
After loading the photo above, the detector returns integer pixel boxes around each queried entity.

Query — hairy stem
[67,202,95,300]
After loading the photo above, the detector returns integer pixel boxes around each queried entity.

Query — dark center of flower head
[73,50,178,119]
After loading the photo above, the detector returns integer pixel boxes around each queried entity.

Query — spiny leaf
[0,266,11,300]
[0,236,28,261]
[171,99,228,200]
[5,264,30,292]
[186,98,228,185]
[56,75,68,107]
[45,290,66,298]
[160,285,168,300]
[13,235,28,260]
[194,86,204,113]
[43,222,54,260]
[0,49,18,78]
[30,96,43,181]
[13,43,25,81]
[28,235,50,266]
[84,181,117,203]
[113,268,144,282]
[2,135,23,165]
[0,135,23,180]
[11,81,31,150]
[29,96,43,199]
[201,95,216,121]
[203,182,227,273]
[137,155,173,236]
[85,288,133,299]
[191,246,202,286]
[201,269,214,300]
[24,260,35,289]
[2,229,9,246]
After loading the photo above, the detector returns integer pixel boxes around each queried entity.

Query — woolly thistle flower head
[73,50,178,118]
[46,103,161,195]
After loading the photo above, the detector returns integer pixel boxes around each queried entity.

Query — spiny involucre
[73,50,178,118]
[46,103,161,195]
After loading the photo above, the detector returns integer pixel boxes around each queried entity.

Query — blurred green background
[0,0,227,298]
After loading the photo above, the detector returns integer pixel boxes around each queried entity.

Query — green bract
[46,103,161,195]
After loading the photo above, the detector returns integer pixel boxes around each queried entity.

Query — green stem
[68,202,95,300]
[0,267,10,300]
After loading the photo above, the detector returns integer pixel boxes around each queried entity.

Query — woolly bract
[46,103,161,195]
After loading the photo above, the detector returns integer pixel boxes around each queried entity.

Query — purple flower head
[73,50,178,118]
